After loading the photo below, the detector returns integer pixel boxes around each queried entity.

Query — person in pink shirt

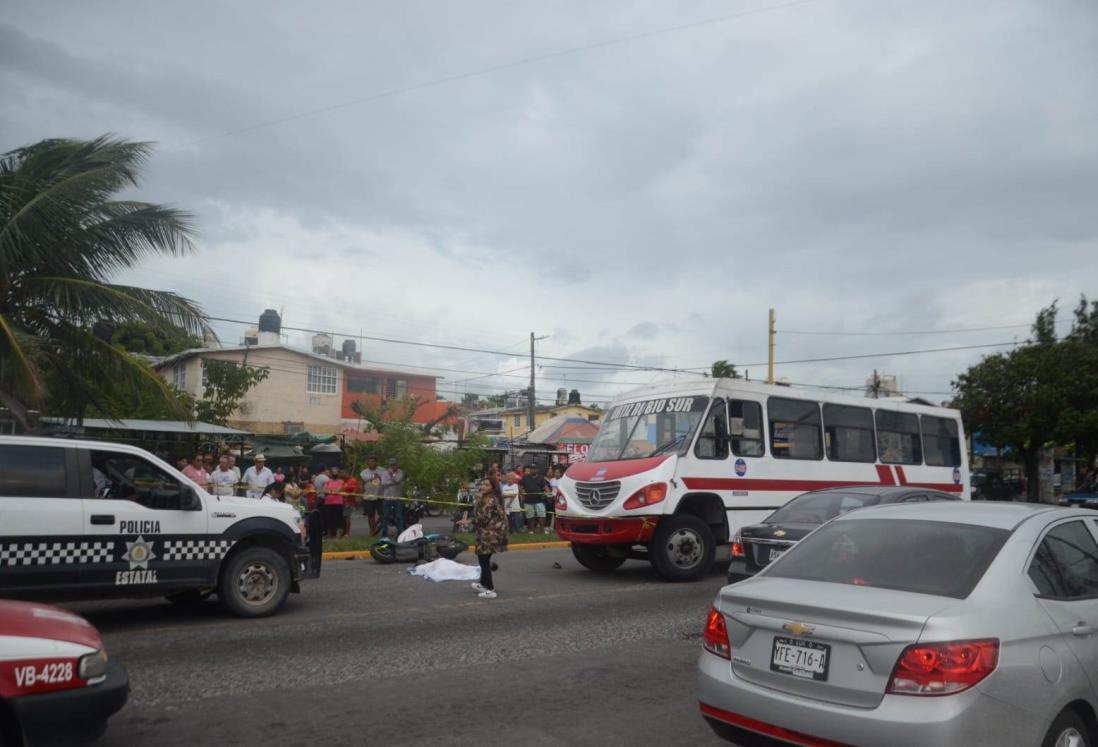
[322,472,346,538]
[181,454,208,488]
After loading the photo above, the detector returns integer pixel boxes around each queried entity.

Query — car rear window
[765,518,1010,599]
[767,492,878,524]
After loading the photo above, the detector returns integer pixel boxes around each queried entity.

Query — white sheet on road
[407,558,481,582]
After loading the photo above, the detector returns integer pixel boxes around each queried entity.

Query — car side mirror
[180,485,202,511]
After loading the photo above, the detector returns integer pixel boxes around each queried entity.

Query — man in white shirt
[209,454,238,497]
[242,454,275,498]
[227,454,242,496]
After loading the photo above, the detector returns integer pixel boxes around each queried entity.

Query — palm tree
[0,135,213,429]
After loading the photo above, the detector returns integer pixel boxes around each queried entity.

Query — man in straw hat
[243,453,275,498]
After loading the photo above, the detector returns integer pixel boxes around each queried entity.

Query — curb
[321,540,570,560]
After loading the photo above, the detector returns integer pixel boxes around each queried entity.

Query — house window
[384,379,408,400]
[513,415,521,427]
[347,376,381,394]
[172,363,187,390]
[200,360,209,389]
[283,421,305,435]
[307,365,338,395]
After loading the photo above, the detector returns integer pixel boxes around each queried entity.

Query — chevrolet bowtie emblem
[773,529,787,537]
[782,622,815,636]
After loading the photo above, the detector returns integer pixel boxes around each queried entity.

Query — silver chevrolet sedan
[698,502,1098,747]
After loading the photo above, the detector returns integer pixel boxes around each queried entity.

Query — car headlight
[79,649,109,680]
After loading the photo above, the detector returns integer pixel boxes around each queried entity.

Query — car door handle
[1072,623,1095,637]
[90,514,115,525]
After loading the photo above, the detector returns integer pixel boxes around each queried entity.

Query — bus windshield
[587,396,710,462]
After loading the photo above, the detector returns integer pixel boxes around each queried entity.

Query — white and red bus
[555,379,968,581]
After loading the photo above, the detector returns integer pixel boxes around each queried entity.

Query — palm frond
[20,276,214,339]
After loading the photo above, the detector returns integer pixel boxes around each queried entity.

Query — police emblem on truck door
[116,536,158,585]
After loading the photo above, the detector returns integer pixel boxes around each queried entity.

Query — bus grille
[575,481,621,510]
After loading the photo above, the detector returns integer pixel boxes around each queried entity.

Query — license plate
[768,547,785,562]
[770,636,830,681]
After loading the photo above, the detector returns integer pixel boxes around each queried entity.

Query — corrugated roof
[42,418,250,436]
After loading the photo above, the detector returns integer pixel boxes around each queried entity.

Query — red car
[0,600,128,745]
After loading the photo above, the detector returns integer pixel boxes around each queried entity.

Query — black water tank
[342,339,356,356]
[258,309,281,334]
[568,389,581,405]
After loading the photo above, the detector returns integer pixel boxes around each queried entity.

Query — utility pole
[767,308,776,385]
[528,332,536,434]
[870,369,881,399]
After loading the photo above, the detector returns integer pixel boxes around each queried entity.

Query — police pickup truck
[0,436,322,618]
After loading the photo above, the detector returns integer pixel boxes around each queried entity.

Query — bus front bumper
[556,516,660,545]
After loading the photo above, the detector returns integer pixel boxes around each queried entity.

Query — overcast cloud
[3,0,1096,405]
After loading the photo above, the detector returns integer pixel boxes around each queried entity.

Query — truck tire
[571,544,627,572]
[649,514,715,582]
[218,546,291,618]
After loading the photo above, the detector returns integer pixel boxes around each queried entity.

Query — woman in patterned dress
[472,477,509,599]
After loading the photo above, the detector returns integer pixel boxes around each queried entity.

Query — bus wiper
[649,434,686,456]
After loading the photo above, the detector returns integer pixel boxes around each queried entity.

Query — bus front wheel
[650,514,715,582]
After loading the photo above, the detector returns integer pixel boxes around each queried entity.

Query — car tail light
[886,639,999,695]
[703,607,731,659]
[622,482,667,510]
[730,528,745,558]
[555,490,567,512]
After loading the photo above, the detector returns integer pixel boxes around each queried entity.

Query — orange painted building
[341,367,448,426]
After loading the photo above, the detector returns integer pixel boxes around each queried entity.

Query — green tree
[709,360,739,379]
[101,320,201,356]
[952,298,1098,499]
[0,136,212,428]
[194,360,270,425]
[345,398,486,507]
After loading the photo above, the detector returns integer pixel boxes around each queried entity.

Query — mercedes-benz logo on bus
[589,488,601,504]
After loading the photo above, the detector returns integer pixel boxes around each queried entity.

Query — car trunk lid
[718,578,945,708]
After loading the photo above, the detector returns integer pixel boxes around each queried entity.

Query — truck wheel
[218,546,291,618]
[571,544,627,571]
[650,514,715,582]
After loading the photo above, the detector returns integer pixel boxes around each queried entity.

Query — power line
[190,0,823,145]
[206,315,703,374]
[779,319,1072,337]
[685,340,1023,370]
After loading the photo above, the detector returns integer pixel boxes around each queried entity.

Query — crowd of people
[174,450,568,601]
[173,451,403,538]
[453,463,562,536]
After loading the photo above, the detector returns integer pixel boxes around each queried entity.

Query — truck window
[768,397,823,460]
[730,400,765,457]
[90,451,187,510]
[0,445,68,498]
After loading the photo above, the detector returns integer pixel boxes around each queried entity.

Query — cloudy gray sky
[3,0,1096,405]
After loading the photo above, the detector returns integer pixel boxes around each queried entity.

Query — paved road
[68,547,740,746]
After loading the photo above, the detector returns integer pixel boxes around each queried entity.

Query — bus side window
[768,397,823,460]
[875,410,923,465]
[730,400,765,457]
[823,404,876,463]
[921,415,961,467]
[695,399,729,460]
